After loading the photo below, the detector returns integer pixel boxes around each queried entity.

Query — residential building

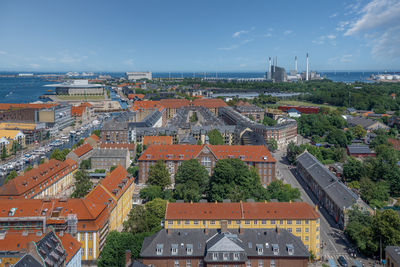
[0,103,58,123]
[100,142,136,154]
[388,138,400,151]
[138,144,276,186]
[126,72,152,80]
[160,99,191,119]
[0,165,134,264]
[143,136,172,146]
[278,106,320,114]
[141,228,309,267]
[346,116,389,132]
[192,98,228,115]
[100,121,129,143]
[91,148,130,170]
[128,94,145,101]
[235,104,265,121]
[0,129,25,154]
[38,104,74,130]
[346,144,376,158]
[67,143,94,164]
[0,158,78,199]
[386,246,400,267]
[85,133,100,148]
[71,104,92,122]
[164,201,320,259]
[0,122,46,145]
[296,151,371,229]
[46,80,105,95]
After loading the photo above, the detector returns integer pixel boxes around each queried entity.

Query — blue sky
[0,0,399,72]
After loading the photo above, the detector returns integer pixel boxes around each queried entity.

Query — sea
[0,71,387,104]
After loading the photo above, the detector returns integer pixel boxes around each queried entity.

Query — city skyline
[0,0,399,72]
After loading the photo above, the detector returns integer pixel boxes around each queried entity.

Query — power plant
[266,53,321,82]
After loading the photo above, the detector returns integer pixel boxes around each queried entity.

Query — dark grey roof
[179,135,198,145]
[14,254,44,267]
[92,148,129,158]
[241,130,267,146]
[386,246,400,265]
[129,110,162,128]
[140,228,309,260]
[296,152,359,210]
[347,145,373,154]
[130,261,148,267]
[36,230,66,267]
[347,116,388,129]
[235,105,264,113]
[102,121,128,131]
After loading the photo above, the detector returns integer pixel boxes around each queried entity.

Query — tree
[80,159,91,170]
[24,165,33,172]
[140,185,163,202]
[110,165,117,172]
[207,129,224,145]
[147,160,171,190]
[127,166,139,177]
[174,159,209,202]
[266,139,278,152]
[372,209,400,250]
[1,146,6,160]
[92,129,100,137]
[286,141,303,164]
[71,170,93,198]
[207,158,268,202]
[350,125,367,139]
[326,129,348,147]
[345,208,376,255]
[98,231,152,267]
[343,157,363,181]
[359,178,389,207]
[263,116,277,126]
[39,158,45,164]
[4,170,18,184]
[123,198,166,234]
[197,139,202,145]
[266,180,301,202]
[50,148,70,161]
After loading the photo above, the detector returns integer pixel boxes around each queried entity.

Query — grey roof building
[386,246,400,267]
[141,228,309,267]
[347,144,375,157]
[347,116,389,131]
[296,151,371,229]
[91,148,130,169]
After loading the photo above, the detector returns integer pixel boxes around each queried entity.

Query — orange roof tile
[143,136,172,146]
[165,202,320,220]
[193,98,228,108]
[132,101,161,112]
[79,102,92,107]
[71,106,86,117]
[0,159,78,198]
[138,144,276,163]
[388,138,400,151]
[159,99,190,109]
[72,143,93,157]
[0,231,43,251]
[57,233,81,263]
[87,133,100,143]
[128,94,145,100]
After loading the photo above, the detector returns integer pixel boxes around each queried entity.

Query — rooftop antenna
[306,53,309,81]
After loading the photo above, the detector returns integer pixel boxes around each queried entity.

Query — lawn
[278,100,337,110]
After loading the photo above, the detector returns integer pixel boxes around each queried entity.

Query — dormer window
[146,154,151,159]
[233,253,239,260]
[186,244,193,255]
[272,244,279,255]
[256,244,263,255]
[156,244,163,255]
[212,253,218,260]
[286,244,294,255]
[171,244,178,255]
[223,253,229,260]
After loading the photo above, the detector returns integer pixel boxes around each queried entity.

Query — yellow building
[164,201,321,259]
[0,129,25,154]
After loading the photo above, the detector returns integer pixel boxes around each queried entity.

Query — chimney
[306,53,309,81]
[295,56,298,72]
[315,204,318,212]
[204,225,209,235]
[268,57,272,80]
[221,220,228,233]
[125,250,132,267]
[276,226,280,235]
[239,225,243,235]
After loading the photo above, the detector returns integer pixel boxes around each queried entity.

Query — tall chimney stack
[268,57,272,80]
[295,56,298,72]
[306,53,309,81]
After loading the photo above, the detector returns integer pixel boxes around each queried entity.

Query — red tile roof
[58,232,82,264]
[193,98,228,108]
[165,202,320,220]
[79,102,92,107]
[0,159,77,198]
[72,143,93,157]
[128,94,145,100]
[138,144,276,163]
[388,138,400,151]
[71,106,86,117]
[132,101,161,111]
[159,99,190,109]
[143,136,172,146]
[87,133,100,143]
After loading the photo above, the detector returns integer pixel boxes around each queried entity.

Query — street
[272,146,382,267]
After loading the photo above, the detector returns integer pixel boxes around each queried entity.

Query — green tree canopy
[140,185,163,202]
[266,138,278,152]
[71,170,93,198]
[5,170,18,184]
[263,116,277,126]
[174,159,209,202]
[350,125,367,139]
[266,180,301,202]
[50,148,70,161]
[92,129,100,137]
[147,160,171,190]
[207,129,224,145]
[343,157,363,181]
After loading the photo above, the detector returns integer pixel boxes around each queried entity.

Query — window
[254,220,258,224]
[258,260,263,267]
[186,260,191,267]
[223,253,229,260]
[185,220,190,225]
[287,228,292,233]
[257,244,263,255]
[271,220,275,225]
[316,235,319,240]
[287,220,292,225]
[234,253,239,260]
[296,220,301,225]
[89,248,93,256]
[261,220,266,224]
[211,220,215,225]
[169,221,173,225]
[187,244,193,255]
[305,236,309,241]
[296,228,301,233]
[305,228,309,233]
[81,233,85,241]
[156,244,163,255]
[280,220,283,224]
[246,261,251,267]
[174,260,179,267]
[81,249,84,257]
[305,220,309,225]
[198,260,203,267]
[236,220,241,224]
[194,220,199,225]
[316,226,319,231]
[270,259,275,267]
[177,220,181,225]
[212,253,218,260]
[201,157,211,167]
[89,233,93,240]
[245,220,250,225]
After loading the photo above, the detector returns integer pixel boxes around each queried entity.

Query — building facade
[164,201,321,260]
[91,148,130,170]
[138,144,276,186]
[126,72,152,80]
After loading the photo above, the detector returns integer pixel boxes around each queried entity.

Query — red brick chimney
[221,220,228,233]
[204,225,209,235]
[276,226,280,234]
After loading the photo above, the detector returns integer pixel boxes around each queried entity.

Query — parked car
[338,256,348,267]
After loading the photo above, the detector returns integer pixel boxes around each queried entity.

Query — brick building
[235,104,265,121]
[138,144,276,186]
[278,106,320,114]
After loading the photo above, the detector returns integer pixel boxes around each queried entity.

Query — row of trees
[287,142,347,165]
[140,158,300,203]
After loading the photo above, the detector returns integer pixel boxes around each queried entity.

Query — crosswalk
[323,253,354,262]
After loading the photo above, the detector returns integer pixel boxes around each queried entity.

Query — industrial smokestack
[268,57,272,80]
[274,57,276,72]
[306,53,309,81]
[295,56,298,72]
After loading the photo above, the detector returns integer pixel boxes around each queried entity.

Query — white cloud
[336,21,350,31]
[232,30,249,38]
[218,39,253,51]
[312,34,337,45]
[29,63,40,68]
[329,13,338,18]
[340,54,353,63]
[283,30,292,35]
[0,51,7,55]
[343,0,400,60]
[263,33,272,38]
[326,34,336,39]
